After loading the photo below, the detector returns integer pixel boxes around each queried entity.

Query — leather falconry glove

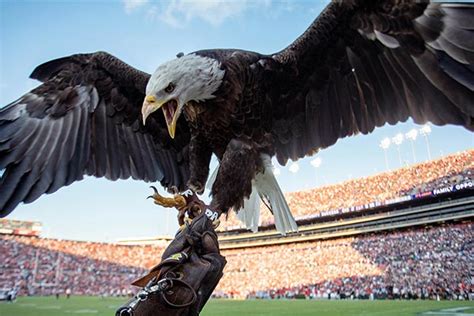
[116,190,226,316]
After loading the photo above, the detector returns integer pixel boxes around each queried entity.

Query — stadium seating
[217,223,472,299]
[1,150,472,300]
[1,222,471,300]
[221,150,473,230]
[0,236,162,296]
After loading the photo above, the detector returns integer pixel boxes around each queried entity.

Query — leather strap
[161,277,197,308]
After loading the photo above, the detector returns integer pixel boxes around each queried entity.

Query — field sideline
[1,297,473,316]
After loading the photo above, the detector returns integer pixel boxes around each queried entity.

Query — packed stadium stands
[1,222,471,299]
[217,223,473,300]
[1,150,472,300]
[0,235,160,296]
[221,150,473,230]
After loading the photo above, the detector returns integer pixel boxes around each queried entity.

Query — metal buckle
[116,278,175,316]
[145,278,173,295]
[118,307,133,316]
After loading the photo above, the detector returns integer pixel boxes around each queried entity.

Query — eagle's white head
[142,53,225,138]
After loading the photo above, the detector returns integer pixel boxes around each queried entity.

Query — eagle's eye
[164,82,175,93]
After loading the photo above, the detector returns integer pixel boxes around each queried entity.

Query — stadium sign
[432,180,473,196]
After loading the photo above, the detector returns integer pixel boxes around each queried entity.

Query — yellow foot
[147,186,186,209]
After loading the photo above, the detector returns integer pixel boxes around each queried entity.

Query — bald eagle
[1,2,473,234]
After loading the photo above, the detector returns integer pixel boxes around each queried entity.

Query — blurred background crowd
[1,223,471,300]
[1,150,472,300]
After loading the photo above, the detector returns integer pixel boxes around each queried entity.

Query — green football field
[1,296,473,316]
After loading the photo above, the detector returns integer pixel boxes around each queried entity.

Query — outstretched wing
[0,52,190,216]
[270,2,473,164]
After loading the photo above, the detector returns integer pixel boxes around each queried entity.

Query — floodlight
[405,129,418,141]
[310,157,322,168]
[392,133,404,146]
[420,124,431,136]
[289,162,299,173]
[380,137,391,149]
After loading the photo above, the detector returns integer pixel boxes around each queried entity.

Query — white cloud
[160,0,250,27]
[126,0,308,28]
[123,0,149,14]
[146,5,159,21]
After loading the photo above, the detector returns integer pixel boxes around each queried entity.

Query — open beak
[142,95,182,139]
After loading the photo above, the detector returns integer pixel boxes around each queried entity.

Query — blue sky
[1,0,472,242]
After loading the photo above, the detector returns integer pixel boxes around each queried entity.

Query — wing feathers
[0,52,190,216]
[0,121,51,211]
[438,51,474,91]
[437,34,474,65]
[442,6,474,30]
[271,2,474,163]
[414,49,474,117]
[442,25,474,53]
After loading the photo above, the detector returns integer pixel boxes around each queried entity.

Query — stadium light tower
[392,133,404,167]
[379,137,391,170]
[405,128,418,163]
[419,124,432,160]
[310,157,322,186]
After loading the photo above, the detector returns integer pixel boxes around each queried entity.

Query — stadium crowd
[0,236,164,296]
[221,150,473,230]
[1,223,472,300]
[218,223,473,300]
[1,150,472,300]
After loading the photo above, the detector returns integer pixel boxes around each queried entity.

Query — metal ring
[138,290,148,301]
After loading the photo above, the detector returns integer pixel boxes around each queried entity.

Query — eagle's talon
[147,187,186,209]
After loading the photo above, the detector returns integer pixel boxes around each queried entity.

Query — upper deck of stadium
[220,149,473,232]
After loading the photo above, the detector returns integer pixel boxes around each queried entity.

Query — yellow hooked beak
[142,95,161,125]
[142,95,180,139]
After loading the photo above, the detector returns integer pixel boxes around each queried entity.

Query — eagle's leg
[187,134,212,194]
[210,139,259,213]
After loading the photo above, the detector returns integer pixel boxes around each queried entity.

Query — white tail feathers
[206,154,298,235]
[206,164,219,191]
[236,188,260,233]
[252,154,298,235]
